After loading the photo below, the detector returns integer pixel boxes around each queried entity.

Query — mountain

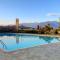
[20,21,60,29]
[19,25,32,29]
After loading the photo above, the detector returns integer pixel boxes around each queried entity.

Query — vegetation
[54,29,58,34]
[0,23,60,35]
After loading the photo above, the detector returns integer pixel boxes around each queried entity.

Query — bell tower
[16,18,19,32]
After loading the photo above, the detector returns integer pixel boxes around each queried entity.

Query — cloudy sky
[0,0,60,25]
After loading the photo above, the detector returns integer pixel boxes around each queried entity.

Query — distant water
[0,33,60,52]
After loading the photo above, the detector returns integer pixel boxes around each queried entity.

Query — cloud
[46,13,60,17]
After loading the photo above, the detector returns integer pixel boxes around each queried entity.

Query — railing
[0,40,7,49]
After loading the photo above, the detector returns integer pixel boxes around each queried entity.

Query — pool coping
[15,33,60,38]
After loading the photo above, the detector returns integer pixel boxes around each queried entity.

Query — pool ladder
[0,40,7,49]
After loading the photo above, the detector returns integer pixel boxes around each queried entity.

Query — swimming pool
[0,33,60,52]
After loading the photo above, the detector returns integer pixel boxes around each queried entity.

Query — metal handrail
[0,40,7,49]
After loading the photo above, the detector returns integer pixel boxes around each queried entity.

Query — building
[16,18,19,32]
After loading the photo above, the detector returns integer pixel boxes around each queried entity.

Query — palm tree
[44,24,53,34]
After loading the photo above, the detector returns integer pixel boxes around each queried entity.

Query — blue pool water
[0,33,60,52]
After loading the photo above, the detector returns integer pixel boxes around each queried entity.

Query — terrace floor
[0,42,60,60]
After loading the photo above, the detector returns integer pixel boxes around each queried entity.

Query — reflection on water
[39,36,54,43]
[39,36,60,43]
[55,37,60,41]
[16,33,20,44]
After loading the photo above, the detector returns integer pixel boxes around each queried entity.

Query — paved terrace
[0,42,60,60]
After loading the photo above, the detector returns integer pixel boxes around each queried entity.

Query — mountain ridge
[20,21,59,28]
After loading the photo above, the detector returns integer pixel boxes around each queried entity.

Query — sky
[0,0,60,25]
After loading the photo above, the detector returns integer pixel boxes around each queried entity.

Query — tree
[37,25,40,30]
[44,24,53,34]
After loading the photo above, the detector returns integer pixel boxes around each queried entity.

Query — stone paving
[0,42,60,60]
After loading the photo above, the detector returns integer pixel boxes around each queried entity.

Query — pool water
[0,33,60,52]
